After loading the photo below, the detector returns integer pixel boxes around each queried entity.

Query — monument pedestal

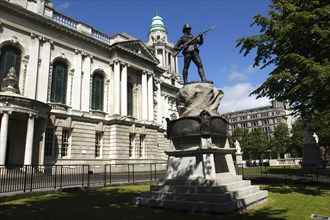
[134,145,268,214]
[236,153,246,168]
[133,82,268,214]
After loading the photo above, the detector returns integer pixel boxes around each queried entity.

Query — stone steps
[134,176,268,214]
[134,190,268,214]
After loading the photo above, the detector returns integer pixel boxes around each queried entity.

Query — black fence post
[60,165,63,189]
[29,166,34,192]
[23,165,27,193]
[132,164,135,183]
[87,165,90,187]
[109,165,112,185]
[104,165,107,187]
[54,166,57,189]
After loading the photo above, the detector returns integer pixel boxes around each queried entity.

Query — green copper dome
[149,12,167,33]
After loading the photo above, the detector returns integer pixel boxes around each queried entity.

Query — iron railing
[235,164,330,184]
[0,163,167,194]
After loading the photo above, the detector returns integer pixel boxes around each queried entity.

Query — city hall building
[0,0,182,166]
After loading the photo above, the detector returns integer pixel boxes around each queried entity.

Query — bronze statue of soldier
[175,24,207,84]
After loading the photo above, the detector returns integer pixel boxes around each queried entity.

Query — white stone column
[36,38,52,102]
[156,81,162,125]
[121,63,127,116]
[81,55,91,112]
[162,50,166,68]
[38,121,47,166]
[147,73,154,121]
[113,60,121,115]
[175,55,179,73]
[71,50,82,110]
[0,112,10,165]
[24,114,36,165]
[141,71,148,121]
[25,33,40,99]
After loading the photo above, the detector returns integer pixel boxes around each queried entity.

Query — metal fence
[0,163,167,194]
[235,164,330,184]
[1,163,329,194]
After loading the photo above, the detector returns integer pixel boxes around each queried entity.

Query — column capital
[0,110,12,115]
[28,113,38,119]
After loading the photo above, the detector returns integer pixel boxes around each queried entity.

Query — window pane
[92,72,104,110]
[45,128,54,157]
[51,61,67,104]
[61,129,70,157]
[127,83,133,116]
[0,46,21,86]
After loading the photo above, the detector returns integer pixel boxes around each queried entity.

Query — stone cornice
[0,1,111,50]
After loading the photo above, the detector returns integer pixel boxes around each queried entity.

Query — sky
[52,0,273,114]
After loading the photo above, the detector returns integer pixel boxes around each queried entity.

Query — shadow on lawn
[262,183,330,196]
[0,186,288,220]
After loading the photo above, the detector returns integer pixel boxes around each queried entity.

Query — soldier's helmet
[182,24,192,33]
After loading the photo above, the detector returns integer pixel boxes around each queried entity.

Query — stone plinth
[133,82,268,214]
[133,146,268,214]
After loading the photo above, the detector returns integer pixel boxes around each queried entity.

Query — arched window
[50,61,68,104]
[0,45,21,87]
[127,82,133,116]
[91,72,104,111]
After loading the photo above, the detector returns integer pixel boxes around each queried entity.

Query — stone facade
[222,101,294,137]
[0,0,181,166]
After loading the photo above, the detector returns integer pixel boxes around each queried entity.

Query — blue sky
[52,0,273,114]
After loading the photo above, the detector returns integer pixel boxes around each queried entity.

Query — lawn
[0,183,329,220]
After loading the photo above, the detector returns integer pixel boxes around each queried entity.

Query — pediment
[112,40,159,64]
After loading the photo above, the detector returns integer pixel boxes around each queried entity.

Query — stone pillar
[81,54,91,112]
[147,73,154,121]
[24,114,36,165]
[141,71,148,121]
[121,63,127,116]
[0,112,10,165]
[37,38,52,102]
[71,50,82,110]
[38,121,46,166]
[156,81,162,125]
[25,33,40,99]
[113,60,121,115]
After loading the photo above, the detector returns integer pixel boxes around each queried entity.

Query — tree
[271,123,290,158]
[248,128,269,163]
[289,119,303,157]
[236,0,330,129]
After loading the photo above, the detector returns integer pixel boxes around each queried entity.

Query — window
[61,129,71,157]
[139,134,145,158]
[0,45,21,86]
[95,132,102,158]
[91,72,104,110]
[129,133,135,158]
[45,127,54,157]
[50,61,68,104]
[127,82,133,116]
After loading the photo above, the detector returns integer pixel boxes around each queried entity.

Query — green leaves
[237,0,330,129]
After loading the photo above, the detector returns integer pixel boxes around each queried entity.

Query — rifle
[173,23,220,57]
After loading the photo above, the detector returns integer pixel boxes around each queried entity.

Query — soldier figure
[175,24,207,84]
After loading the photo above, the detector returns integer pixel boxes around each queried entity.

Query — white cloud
[56,2,71,11]
[219,82,271,114]
[228,71,246,80]
[227,64,259,81]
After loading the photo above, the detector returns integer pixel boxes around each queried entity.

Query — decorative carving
[1,67,20,94]
[199,110,211,138]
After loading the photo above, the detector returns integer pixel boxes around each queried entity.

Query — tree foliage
[289,119,303,157]
[271,123,290,158]
[236,0,330,121]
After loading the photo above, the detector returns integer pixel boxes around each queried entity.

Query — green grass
[0,183,329,220]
